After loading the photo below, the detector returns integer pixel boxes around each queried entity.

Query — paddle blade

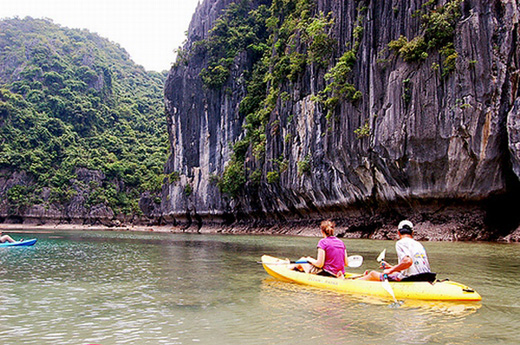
[347,255,363,268]
[376,249,386,262]
[382,278,397,303]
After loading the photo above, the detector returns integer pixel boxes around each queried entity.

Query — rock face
[509,99,520,179]
[0,167,160,227]
[164,0,520,240]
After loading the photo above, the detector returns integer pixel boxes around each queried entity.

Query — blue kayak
[0,239,37,247]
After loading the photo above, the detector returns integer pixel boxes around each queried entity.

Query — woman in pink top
[293,220,348,278]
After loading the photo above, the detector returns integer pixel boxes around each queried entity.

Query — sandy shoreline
[0,222,321,237]
[0,223,191,234]
[2,222,519,242]
[0,219,330,238]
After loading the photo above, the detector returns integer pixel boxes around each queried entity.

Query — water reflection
[259,278,481,344]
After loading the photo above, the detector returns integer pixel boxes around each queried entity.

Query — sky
[0,0,202,71]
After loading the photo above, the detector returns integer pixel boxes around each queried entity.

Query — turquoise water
[0,230,518,344]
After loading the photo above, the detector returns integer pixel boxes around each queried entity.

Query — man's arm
[383,256,412,274]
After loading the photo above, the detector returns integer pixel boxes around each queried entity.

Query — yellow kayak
[261,255,482,302]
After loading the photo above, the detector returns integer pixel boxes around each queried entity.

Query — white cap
[398,220,414,231]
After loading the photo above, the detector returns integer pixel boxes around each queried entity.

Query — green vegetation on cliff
[0,17,168,215]
[186,0,364,197]
[388,0,462,76]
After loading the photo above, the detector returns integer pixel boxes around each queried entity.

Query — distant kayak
[261,255,482,302]
[0,239,37,247]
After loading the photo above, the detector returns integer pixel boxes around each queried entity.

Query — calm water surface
[0,230,518,344]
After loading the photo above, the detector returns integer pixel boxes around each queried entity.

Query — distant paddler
[0,230,18,244]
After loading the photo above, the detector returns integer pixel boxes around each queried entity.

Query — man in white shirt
[359,220,434,282]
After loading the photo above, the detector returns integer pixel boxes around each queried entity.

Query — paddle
[347,255,363,268]
[259,255,363,268]
[376,249,398,303]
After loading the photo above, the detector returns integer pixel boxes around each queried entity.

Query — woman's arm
[308,248,326,268]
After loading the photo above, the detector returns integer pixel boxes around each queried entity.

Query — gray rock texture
[0,167,160,227]
[509,98,520,179]
[163,0,520,240]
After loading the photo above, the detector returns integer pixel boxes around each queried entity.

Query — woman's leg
[357,270,381,281]
[290,257,320,274]
[300,263,317,274]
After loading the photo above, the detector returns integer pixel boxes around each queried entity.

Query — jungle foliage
[0,17,168,215]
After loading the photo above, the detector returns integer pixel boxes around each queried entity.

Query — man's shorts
[380,273,401,281]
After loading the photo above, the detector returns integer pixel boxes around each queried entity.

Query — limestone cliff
[164,0,520,240]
